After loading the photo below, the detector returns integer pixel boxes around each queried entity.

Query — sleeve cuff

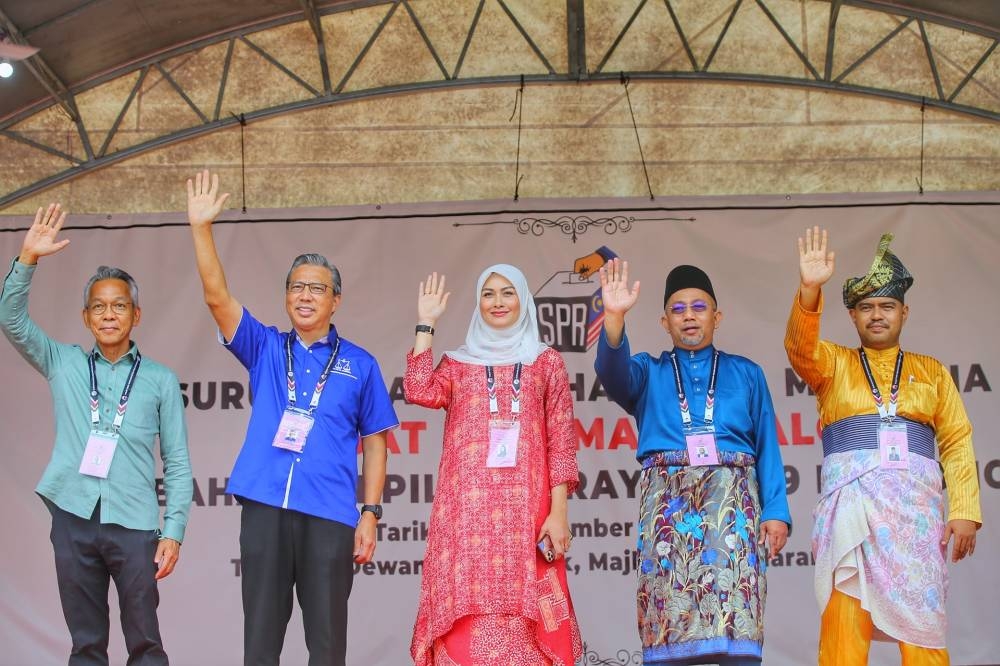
[760,505,792,527]
[599,327,628,351]
[160,522,186,543]
[793,288,825,316]
[218,308,247,346]
[407,347,434,362]
[947,509,983,526]
[7,258,36,283]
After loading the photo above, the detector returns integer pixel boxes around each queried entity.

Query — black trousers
[239,499,355,666]
[46,499,167,666]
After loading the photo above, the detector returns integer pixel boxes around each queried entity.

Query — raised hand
[798,226,835,289]
[417,272,450,326]
[186,170,230,228]
[599,258,640,316]
[20,203,70,265]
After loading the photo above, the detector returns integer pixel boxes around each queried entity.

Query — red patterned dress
[405,347,582,666]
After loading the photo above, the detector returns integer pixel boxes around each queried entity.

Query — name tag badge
[487,419,520,468]
[685,427,720,467]
[879,421,909,469]
[79,430,119,478]
[272,408,316,453]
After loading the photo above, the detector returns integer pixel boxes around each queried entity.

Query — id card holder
[878,421,909,469]
[487,419,520,468]
[79,430,119,478]
[272,407,315,453]
[685,426,720,466]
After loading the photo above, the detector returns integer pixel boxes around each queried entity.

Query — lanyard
[285,332,341,413]
[88,350,142,432]
[669,349,720,428]
[486,363,522,415]
[858,348,904,422]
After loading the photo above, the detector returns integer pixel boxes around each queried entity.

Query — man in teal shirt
[0,203,192,666]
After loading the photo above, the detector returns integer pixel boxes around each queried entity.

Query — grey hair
[83,266,139,307]
[286,253,342,294]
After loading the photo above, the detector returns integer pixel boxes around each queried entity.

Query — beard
[679,330,705,347]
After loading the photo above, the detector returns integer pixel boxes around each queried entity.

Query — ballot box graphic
[533,247,619,354]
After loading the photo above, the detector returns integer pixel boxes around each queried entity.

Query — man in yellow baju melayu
[785,227,981,666]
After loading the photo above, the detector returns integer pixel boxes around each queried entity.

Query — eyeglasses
[88,302,132,315]
[287,281,334,295]
[667,300,710,316]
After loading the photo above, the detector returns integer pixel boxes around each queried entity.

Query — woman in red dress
[405,265,583,666]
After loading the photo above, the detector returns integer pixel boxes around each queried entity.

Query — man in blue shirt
[594,259,790,666]
[184,171,398,666]
[0,204,192,665]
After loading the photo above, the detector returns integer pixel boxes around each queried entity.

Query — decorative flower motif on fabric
[636,456,766,655]
[813,450,949,647]
[734,509,750,541]
[675,511,705,541]
[664,496,685,518]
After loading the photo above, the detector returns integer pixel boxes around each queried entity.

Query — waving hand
[20,204,70,265]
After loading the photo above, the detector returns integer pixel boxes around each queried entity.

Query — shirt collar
[860,344,901,359]
[672,344,716,362]
[294,325,337,350]
[91,341,138,364]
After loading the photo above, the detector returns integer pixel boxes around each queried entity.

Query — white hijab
[444,264,548,366]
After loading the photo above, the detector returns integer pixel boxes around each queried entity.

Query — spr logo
[534,246,617,354]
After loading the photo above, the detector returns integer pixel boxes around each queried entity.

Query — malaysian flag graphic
[585,292,604,350]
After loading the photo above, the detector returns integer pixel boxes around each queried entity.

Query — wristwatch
[360,504,383,520]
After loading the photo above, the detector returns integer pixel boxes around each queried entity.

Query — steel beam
[703,0,743,72]
[566,0,587,79]
[401,0,450,80]
[594,0,648,74]
[2,0,1000,211]
[299,0,334,93]
[663,0,699,71]
[452,0,486,80]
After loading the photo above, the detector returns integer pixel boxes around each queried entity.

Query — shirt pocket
[713,384,753,432]
[901,381,938,424]
[119,391,160,444]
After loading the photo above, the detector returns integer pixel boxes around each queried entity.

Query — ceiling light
[0,61,13,78]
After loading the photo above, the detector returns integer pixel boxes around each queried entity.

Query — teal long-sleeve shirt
[595,329,791,526]
[0,260,192,541]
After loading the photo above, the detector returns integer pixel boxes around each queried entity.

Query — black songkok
[663,265,716,308]
[842,233,914,308]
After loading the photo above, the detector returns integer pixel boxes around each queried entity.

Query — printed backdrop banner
[0,194,996,666]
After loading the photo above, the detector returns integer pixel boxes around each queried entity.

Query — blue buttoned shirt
[223,308,398,527]
[595,329,791,525]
